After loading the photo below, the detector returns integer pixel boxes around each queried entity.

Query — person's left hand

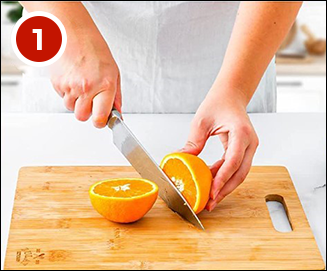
[180,88,259,211]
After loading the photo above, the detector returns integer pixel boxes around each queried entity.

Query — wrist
[208,82,249,111]
[64,24,111,60]
[210,70,256,108]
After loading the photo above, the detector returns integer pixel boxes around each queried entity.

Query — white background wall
[298,1,326,38]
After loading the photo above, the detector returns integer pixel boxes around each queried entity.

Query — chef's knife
[108,109,204,230]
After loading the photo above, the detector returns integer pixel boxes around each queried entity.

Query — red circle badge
[12,12,67,67]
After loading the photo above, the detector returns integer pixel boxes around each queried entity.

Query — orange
[89,178,158,223]
[160,153,212,214]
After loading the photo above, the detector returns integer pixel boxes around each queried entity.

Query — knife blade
[108,110,204,230]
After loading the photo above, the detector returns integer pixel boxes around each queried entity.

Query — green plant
[2,1,23,23]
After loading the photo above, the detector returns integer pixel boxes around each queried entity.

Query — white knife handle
[108,108,122,129]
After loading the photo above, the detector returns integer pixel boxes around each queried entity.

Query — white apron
[23,1,276,113]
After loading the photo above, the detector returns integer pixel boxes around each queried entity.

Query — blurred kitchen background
[1,1,326,113]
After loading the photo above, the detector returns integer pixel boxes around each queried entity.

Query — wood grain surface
[5,166,325,270]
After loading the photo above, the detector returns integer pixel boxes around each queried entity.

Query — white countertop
[1,113,326,268]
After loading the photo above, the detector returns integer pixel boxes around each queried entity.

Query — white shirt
[83,1,276,113]
[24,1,276,113]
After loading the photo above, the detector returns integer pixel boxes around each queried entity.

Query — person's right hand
[50,30,121,128]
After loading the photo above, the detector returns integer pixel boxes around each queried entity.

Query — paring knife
[108,109,204,230]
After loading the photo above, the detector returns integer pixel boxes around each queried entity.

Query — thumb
[180,123,209,156]
[114,73,123,114]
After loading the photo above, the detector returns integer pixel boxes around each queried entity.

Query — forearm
[212,1,302,106]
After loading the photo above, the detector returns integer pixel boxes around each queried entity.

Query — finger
[206,143,257,211]
[54,85,65,98]
[181,120,210,156]
[51,78,65,98]
[92,91,115,129]
[63,93,78,112]
[74,96,92,122]
[210,159,225,179]
[209,159,225,199]
[211,133,249,199]
[114,73,123,114]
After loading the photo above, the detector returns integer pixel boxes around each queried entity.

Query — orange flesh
[162,158,197,208]
[93,180,154,198]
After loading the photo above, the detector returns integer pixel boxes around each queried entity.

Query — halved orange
[89,178,158,223]
[160,153,212,214]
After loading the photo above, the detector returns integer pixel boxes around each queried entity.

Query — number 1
[32,29,42,50]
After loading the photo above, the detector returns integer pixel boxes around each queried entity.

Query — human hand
[50,27,121,128]
[181,88,259,211]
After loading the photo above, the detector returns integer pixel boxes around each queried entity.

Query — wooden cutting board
[5,166,325,270]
